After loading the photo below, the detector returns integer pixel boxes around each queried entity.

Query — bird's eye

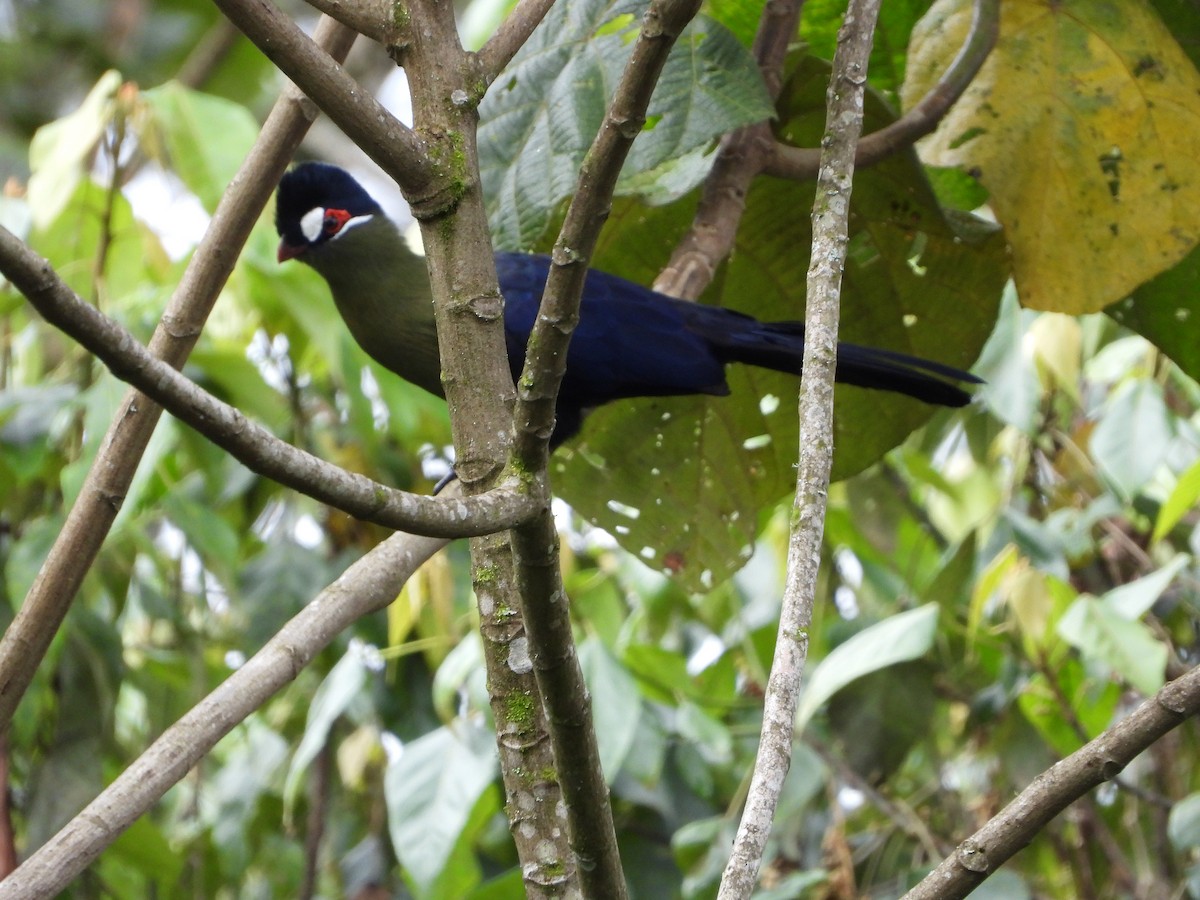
[323,214,340,234]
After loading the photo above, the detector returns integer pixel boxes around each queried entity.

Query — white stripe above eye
[334,214,374,238]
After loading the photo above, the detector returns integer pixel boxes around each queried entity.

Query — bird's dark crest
[275,162,382,247]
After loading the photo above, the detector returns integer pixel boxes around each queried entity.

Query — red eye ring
[322,208,352,236]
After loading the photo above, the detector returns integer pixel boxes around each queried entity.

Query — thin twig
[764,0,999,180]
[0,529,449,898]
[719,0,882,894]
[177,16,242,89]
[904,665,1200,899]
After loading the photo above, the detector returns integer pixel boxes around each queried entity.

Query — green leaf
[27,70,122,228]
[1168,792,1200,851]
[206,720,290,867]
[479,2,772,248]
[973,288,1043,434]
[800,0,934,95]
[925,164,990,211]
[141,81,259,213]
[795,603,939,732]
[580,638,642,780]
[1057,599,1167,696]
[108,816,184,892]
[623,643,695,703]
[161,490,242,584]
[431,632,486,724]
[284,647,367,812]
[1091,378,1175,498]
[1111,242,1200,383]
[1153,456,1200,543]
[675,700,733,765]
[385,723,498,897]
[1018,656,1122,757]
[1101,554,1188,619]
[30,177,171,312]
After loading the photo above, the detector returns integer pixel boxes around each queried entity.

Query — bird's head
[275,162,383,264]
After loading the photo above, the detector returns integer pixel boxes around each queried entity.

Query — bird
[275,162,981,450]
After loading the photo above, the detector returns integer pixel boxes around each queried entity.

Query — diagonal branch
[511,0,703,466]
[0,227,535,538]
[905,665,1200,899]
[763,0,999,180]
[0,17,358,738]
[0,528,449,898]
[652,0,803,299]
[300,0,397,44]
[475,0,557,82]
[720,0,882,894]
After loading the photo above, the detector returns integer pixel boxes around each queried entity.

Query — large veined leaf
[478,0,772,248]
[552,56,1007,590]
[903,0,1200,313]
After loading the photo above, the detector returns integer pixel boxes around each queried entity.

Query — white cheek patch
[299,207,325,242]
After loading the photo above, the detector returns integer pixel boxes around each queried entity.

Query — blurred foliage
[1,0,1199,899]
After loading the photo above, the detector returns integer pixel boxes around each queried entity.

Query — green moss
[443,130,469,199]
[473,562,500,585]
[505,690,537,727]
[391,1,409,29]
[541,858,567,877]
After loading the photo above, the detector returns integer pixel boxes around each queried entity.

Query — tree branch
[0,17,358,738]
[0,528,449,898]
[475,0,557,82]
[905,665,1200,899]
[0,228,535,539]
[300,0,397,45]
[719,0,881,894]
[652,0,803,299]
[763,0,999,181]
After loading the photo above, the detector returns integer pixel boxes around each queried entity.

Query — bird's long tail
[713,320,981,408]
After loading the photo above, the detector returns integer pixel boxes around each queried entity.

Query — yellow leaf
[903,0,1200,313]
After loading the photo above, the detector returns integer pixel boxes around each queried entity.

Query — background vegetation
[1,0,1199,897]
